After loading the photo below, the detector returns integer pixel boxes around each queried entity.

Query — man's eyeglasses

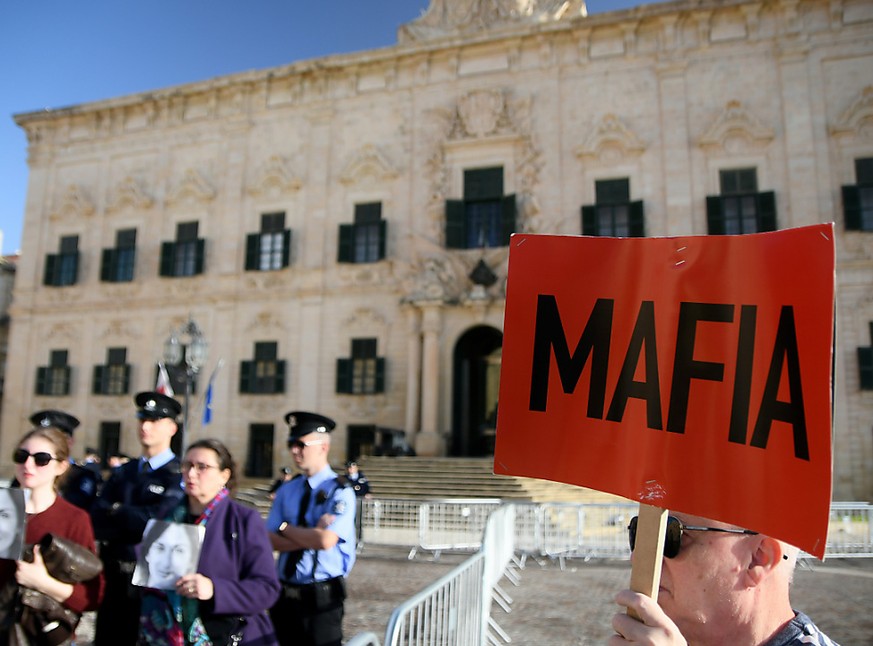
[13,449,60,467]
[288,439,326,451]
[181,461,221,474]
[628,515,758,559]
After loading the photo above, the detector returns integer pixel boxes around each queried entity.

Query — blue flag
[202,382,213,425]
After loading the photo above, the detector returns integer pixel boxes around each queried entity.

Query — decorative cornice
[339,144,400,185]
[166,169,216,205]
[697,100,774,150]
[105,176,154,213]
[247,155,303,196]
[575,113,646,161]
[830,86,873,139]
[51,184,95,221]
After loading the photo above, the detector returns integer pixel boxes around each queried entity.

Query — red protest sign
[493,225,834,558]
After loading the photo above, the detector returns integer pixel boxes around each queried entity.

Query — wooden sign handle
[627,504,668,621]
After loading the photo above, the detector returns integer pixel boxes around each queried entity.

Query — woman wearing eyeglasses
[0,426,105,639]
[138,438,281,646]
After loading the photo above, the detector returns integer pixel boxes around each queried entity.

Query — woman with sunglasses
[0,426,105,638]
[139,438,281,646]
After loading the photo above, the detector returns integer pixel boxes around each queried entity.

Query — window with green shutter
[842,158,873,232]
[36,350,71,396]
[444,167,516,249]
[160,222,205,277]
[93,347,130,395]
[581,178,645,237]
[336,338,385,394]
[44,235,79,287]
[246,212,291,271]
[706,169,776,235]
[338,202,386,263]
[101,229,137,283]
[240,341,285,394]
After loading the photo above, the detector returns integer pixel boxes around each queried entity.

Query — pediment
[830,86,873,140]
[339,144,400,185]
[698,100,774,151]
[105,176,154,213]
[51,184,95,221]
[575,114,646,161]
[247,155,303,196]
[166,169,216,205]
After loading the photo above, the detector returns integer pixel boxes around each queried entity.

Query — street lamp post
[163,317,208,452]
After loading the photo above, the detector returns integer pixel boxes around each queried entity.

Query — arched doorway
[451,326,503,457]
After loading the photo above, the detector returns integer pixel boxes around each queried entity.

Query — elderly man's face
[654,513,757,642]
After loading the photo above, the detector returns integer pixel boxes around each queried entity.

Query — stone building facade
[3,0,872,499]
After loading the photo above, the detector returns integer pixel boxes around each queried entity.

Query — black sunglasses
[13,448,60,467]
[628,515,758,558]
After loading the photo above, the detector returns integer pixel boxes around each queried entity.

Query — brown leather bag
[11,534,104,646]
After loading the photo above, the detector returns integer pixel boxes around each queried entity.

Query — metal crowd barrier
[360,499,873,563]
[383,505,517,646]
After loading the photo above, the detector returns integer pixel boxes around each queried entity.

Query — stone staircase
[237,456,625,512]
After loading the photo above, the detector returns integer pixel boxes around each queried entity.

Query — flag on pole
[201,359,223,426]
[156,361,175,396]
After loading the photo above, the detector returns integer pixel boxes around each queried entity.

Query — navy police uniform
[267,411,356,646]
[28,410,102,511]
[90,392,185,646]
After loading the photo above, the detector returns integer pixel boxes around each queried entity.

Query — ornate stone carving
[341,307,389,329]
[50,184,95,221]
[575,114,647,161]
[244,311,287,333]
[339,144,400,185]
[105,176,154,213]
[458,90,505,138]
[247,155,303,196]
[830,86,873,141]
[697,100,774,151]
[399,0,587,42]
[166,169,216,205]
[100,319,139,339]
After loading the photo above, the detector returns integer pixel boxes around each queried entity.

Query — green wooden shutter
[122,365,131,394]
[858,347,873,390]
[706,196,724,235]
[500,194,517,246]
[92,366,105,394]
[244,233,259,270]
[581,205,597,235]
[629,201,645,237]
[375,357,386,393]
[275,360,287,394]
[69,252,80,284]
[61,367,71,395]
[281,230,292,267]
[338,224,354,262]
[240,360,253,393]
[36,367,48,395]
[445,200,466,249]
[159,242,175,276]
[101,249,114,282]
[843,185,861,231]
[757,191,777,232]
[44,255,57,286]
[377,220,387,260]
[194,239,206,274]
[336,358,352,393]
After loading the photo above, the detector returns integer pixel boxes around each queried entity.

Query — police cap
[135,391,182,421]
[284,411,336,441]
[30,410,80,436]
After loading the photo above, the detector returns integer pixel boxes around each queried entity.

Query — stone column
[404,307,422,448]
[415,302,443,456]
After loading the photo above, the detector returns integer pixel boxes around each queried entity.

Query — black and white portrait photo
[132,520,204,590]
[0,487,26,560]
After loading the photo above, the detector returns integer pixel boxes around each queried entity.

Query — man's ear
[747,535,783,585]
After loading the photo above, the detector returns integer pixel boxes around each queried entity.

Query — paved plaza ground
[76,545,873,644]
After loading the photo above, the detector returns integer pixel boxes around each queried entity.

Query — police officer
[90,391,185,646]
[28,410,102,511]
[267,411,356,646]
[345,460,370,545]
